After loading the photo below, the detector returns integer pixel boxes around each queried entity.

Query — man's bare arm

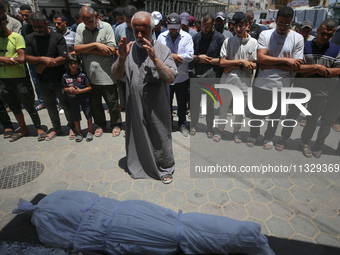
[74,43,115,55]
[258,49,302,69]
[112,37,132,80]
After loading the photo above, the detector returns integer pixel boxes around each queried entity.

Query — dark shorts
[68,93,92,122]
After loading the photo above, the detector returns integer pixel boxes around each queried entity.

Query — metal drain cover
[0,161,44,189]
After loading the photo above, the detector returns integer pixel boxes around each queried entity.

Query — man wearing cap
[112,11,177,183]
[180,12,197,38]
[157,12,194,137]
[190,12,225,138]
[215,11,233,39]
[151,11,167,39]
[246,7,304,150]
[213,12,258,143]
[298,20,315,41]
[245,10,262,40]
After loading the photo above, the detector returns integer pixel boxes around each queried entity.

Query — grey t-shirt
[75,20,116,85]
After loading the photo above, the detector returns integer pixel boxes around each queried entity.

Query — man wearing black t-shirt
[25,12,75,141]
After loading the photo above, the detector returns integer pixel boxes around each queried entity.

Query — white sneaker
[59,109,64,115]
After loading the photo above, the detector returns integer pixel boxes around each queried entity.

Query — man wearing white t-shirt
[213,12,258,143]
[246,7,304,149]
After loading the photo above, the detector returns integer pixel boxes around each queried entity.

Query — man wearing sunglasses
[246,6,304,150]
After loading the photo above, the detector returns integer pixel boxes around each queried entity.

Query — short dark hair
[125,5,137,18]
[65,54,80,70]
[53,14,67,22]
[245,10,254,18]
[74,14,80,20]
[202,12,214,23]
[20,4,32,11]
[30,12,48,23]
[115,7,125,17]
[319,19,338,30]
[277,7,294,19]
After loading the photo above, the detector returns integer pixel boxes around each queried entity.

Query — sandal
[161,174,173,184]
[263,140,273,150]
[69,130,76,140]
[312,150,322,158]
[75,134,83,142]
[246,137,256,148]
[213,133,222,142]
[46,130,62,141]
[301,144,312,158]
[86,133,93,142]
[234,133,242,143]
[189,127,196,136]
[112,126,121,137]
[94,127,104,137]
[37,132,47,142]
[332,123,340,132]
[9,133,26,142]
[206,131,213,139]
[275,140,287,152]
[3,129,13,139]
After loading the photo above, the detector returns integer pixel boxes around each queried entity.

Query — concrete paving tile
[71,144,91,154]
[250,188,273,204]
[246,201,271,221]
[93,152,112,162]
[270,187,294,203]
[64,170,85,183]
[87,138,103,147]
[330,198,340,211]
[111,151,126,162]
[120,191,141,201]
[308,175,331,188]
[45,181,68,194]
[105,144,123,153]
[68,180,90,191]
[195,178,214,191]
[84,170,105,182]
[272,177,294,189]
[89,180,111,195]
[174,158,190,170]
[208,189,229,206]
[309,186,334,201]
[165,190,186,207]
[266,217,294,238]
[63,152,77,162]
[246,218,269,235]
[132,180,153,194]
[310,199,338,217]
[174,178,194,192]
[75,153,94,163]
[315,233,340,253]
[223,202,248,221]
[329,184,340,198]
[0,198,20,214]
[313,215,340,236]
[53,139,71,147]
[199,203,224,216]
[79,161,99,172]
[111,180,131,194]
[214,178,234,191]
[142,191,164,205]
[229,188,251,204]
[252,178,274,189]
[105,169,126,181]
[179,203,199,213]
[99,160,117,171]
[187,189,208,206]
[290,186,314,203]
[290,200,317,219]
[268,201,294,220]
[234,178,254,190]
[153,180,174,194]
[23,146,40,152]
[290,216,319,238]
[289,176,312,188]
[101,191,119,200]
[335,214,340,228]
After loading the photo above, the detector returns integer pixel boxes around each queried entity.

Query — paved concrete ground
[0,105,339,255]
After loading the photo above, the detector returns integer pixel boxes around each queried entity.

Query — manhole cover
[0,161,44,189]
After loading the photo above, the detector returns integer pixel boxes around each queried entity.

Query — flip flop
[86,133,93,142]
[45,130,61,141]
[301,144,312,158]
[213,133,222,142]
[94,127,103,137]
[263,140,273,150]
[189,127,196,136]
[275,140,287,152]
[161,174,173,184]
[69,131,76,140]
[3,129,13,139]
[37,132,47,142]
[206,131,213,139]
[234,134,242,143]
[246,137,256,148]
[112,126,121,137]
[75,134,83,142]
[9,133,26,142]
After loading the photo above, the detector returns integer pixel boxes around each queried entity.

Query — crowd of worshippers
[0,2,340,161]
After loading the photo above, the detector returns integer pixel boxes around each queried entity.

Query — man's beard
[136,34,153,48]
